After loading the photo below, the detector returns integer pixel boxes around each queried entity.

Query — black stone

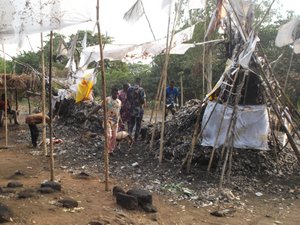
[88,220,110,225]
[116,192,138,210]
[0,203,13,223]
[58,197,78,208]
[7,181,23,188]
[141,203,157,213]
[74,171,90,179]
[17,189,35,199]
[37,187,56,194]
[41,181,61,191]
[112,186,125,197]
[126,189,152,206]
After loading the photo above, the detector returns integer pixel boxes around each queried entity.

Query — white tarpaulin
[201,101,270,150]
[275,17,299,48]
[238,31,260,69]
[78,25,195,65]
[79,44,137,69]
[0,0,91,46]
[293,38,300,54]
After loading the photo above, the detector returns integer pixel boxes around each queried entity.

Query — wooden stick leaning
[2,44,8,147]
[48,31,55,181]
[41,33,48,156]
[159,0,183,164]
[96,0,109,191]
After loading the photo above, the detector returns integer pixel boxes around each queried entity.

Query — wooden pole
[96,0,109,191]
[2,44,8,147]
[159,0,183,164]
[149,73,163,123]
[41,33,48,155]
[48,31,55,181]
[202,0,208,99]
[180,72,183,106]
[283,51,294,92]
[207,46,213,92]
[150,76,164,149]
[27,94,31,114]
[140,0,156,41]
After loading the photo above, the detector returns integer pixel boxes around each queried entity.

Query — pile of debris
[150,99,202,160]
[150,99,298,178]
[47,98,299,208]
[54,99,104,169]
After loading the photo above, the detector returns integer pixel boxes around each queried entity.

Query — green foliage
[14,51,41,74]
[0,57,14,73]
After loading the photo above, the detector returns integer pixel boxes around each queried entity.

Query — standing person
[165,80,179,119]
[0,93,19,125]
[25,113,50,148]
[89,86,121,154]
[118,83,131,131]
[127,77,146,141]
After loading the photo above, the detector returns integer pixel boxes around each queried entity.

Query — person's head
[123,83,130,91]
[135,77,141,86]
[111,86,119,99]
[170,80,175,89]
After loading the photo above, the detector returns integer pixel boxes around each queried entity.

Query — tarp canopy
[201,101,270,150]
[78,25,195,66]
[0,0,91,46]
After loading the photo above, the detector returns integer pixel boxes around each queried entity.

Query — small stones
[210,208,236,217]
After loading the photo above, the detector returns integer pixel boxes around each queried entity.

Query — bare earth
[0,122,300,225]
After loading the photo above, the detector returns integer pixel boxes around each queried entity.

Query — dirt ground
[0,120,300,225]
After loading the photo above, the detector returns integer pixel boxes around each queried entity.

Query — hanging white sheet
[78,25,195,65]
[275,17,299,48]
[0,0,91,46]
[201,101,270,150]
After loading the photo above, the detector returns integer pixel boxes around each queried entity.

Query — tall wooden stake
[180,72,184,106]
[159,0,183,164]
[41,33,48,155]
[48,31,55,181]
[97,0,109,191]
[2,44,8,147]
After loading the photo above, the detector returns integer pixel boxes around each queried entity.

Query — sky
[2,0,300,59]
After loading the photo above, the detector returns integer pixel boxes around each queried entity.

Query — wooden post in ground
[41,33,48,155]
[27,94,31,114]
[2,44,8,147]
[48,31,55,181]
[179,71,184,107]
[159,0,184,164]
[96,0,109,191]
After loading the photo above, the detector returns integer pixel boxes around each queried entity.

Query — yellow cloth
[75,74,94,103]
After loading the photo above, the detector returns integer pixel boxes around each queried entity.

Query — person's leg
[134,116,142,141]
[128,116,136,135]
[12,110,19,124]
[110,124,118,153]
[171,107,176,116]
[0,110,3,127]
[106,122,113,153]
[29,124,39,147]
[165,106,169,119]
